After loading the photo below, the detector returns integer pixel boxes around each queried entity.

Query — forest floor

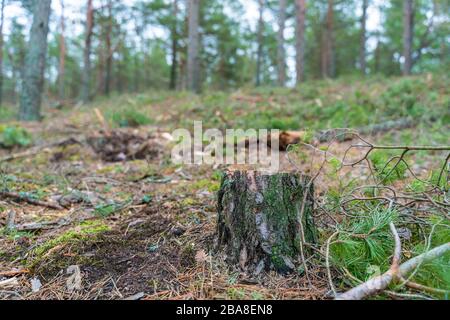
[0,74,449,300]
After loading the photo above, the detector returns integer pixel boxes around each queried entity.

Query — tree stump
[216,170,317,274]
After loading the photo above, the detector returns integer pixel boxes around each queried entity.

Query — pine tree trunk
[320,29,327,78]
[19,0,52,121]
[0,0,5,107]
[325,0,335,78]
[81,0,94,103]
[374,36,381,73]
[295,0,306,84]
[360,0,368,75]
[170,0,178,90]
[403,0,414,75]
[277,0,287,86]
[187,0,200,93]
[255,0,264,87]
[133,45,140,92]
[58,0,66,104]
[216,170,317,274]
[104,0,113,96]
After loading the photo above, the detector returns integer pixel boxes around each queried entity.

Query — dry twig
[0,191,64,210]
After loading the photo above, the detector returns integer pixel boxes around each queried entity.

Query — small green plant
[370,151,407,184]
[227,288,247,300]
[0,125,32,148]
[406,180,428,193]
[141,194,153,204]
[94,199,131,217]
[0,227,35,241]
[330,208,398,281]
[429,170,449,190]
[111,108,152,128]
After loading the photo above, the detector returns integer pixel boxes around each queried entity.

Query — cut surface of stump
[216,170,317,274]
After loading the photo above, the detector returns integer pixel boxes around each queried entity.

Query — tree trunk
[104,0,113,96]
[19,0,52,121]
[295,0,306,84]
[373,33,380,73]
[255,0,264,87]
[58,0,66,103]
[187,0,200,93]
[8,52,16,103]
[320,29,327,78]
[277,0,287,86]
[81,0,94,103]
[0,0,5,107]
[360,0,368,75]
[81,0,94,100]
[170,0,178,90]
[403,0,414,75]
[216,170,317,274]
[324,0,335,78]
[133,42,140,92]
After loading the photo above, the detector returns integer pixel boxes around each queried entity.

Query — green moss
[181,197,197,207]
[97,164,124,174]
[27,220,110,268]
[190,179,220,193]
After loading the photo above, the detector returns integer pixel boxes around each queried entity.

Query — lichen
[217,171,317,273]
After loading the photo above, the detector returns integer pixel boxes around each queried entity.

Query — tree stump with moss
[216,170,317,274]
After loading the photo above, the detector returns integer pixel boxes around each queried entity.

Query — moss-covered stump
[216,170,317,274]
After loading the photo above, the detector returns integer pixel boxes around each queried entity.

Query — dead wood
[216,170,317,274]
[0,269,30,277]
[316,117,416,143]
[0,277,19,289]
[0,191,64,210]
[0,137,82,162]
[86,129,162,162]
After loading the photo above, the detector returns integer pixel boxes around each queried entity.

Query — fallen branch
[316,117,416,143]
[14,221,62,231]
[0,191,64,210]
[0,277,19,289]
[401,277,449,295]
[123,292,145,300]
[0,137,81,162]
[6,210,16,230]
[337,238,450,300]
[0,269,30,277]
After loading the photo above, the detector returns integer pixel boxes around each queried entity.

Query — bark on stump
[216,170,317,274]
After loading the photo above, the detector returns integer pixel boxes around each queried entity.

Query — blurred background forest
[0,0,448,118]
